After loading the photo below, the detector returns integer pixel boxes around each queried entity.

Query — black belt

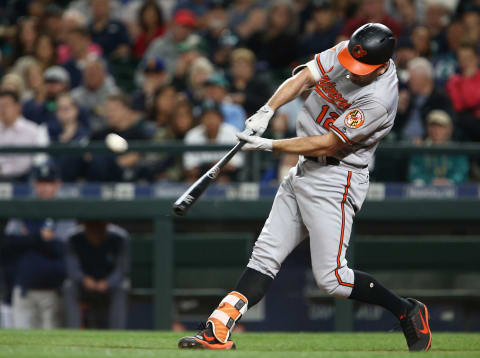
[305,156,340,166]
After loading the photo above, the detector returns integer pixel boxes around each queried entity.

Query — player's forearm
[267,69,314,111]
[272,133,340,156]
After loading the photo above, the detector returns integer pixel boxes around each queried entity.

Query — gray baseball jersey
[246,41,399,299]
[297,40,398,168]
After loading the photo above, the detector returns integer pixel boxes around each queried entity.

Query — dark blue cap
[32,162,60,182]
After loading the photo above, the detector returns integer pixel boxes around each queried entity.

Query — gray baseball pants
[247,158,369,298]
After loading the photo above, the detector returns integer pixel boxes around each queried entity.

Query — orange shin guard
[207,291,248,343]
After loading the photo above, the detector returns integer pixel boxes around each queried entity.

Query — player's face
[348,63,388,86]
[348,70,380,86]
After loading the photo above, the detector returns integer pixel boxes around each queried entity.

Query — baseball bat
[172,130,253,216]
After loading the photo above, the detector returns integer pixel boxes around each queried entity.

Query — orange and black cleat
[178,323,236,350]
[400,298,432,352]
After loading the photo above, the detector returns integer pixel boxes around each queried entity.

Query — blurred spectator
[11,17,37,62]
[71,57,119,131]
[201,1,230,56]
[64,221,129,329]
[57,10,103,64]
[1,72,26,101]
[393,57,454,142]
[394,37,418,85]
[31,33,57,72]
[408,110,469,185]
[181,56,214,103]
[54,93,89,181]
[228,48,271,116]
[133,1,166,59]
[145,9,198,76]
[211,31,239,70]
[0,90,49,181]
[299,0,343,59]
[393,0,419,37]
[146,84,177,129]
[0,162,72,329]
[410,25,432,59]
[42,4,64,43]
[86,94,155,182]
[131,57,169,113]
[144,96,195,181]
[245,0,299,79]
[340,0,402,40]
[22,66,79,140]
[461,5,480,47]
[203,72,246,131]
[424,0,454,56]
[230,0,266,41]
[432,20,464,86]
[446,41,480,141]
[89,0,131,58]
[184,100,243,182]
[63,26,100,88]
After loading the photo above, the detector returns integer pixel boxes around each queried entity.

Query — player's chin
[348,72,375,86]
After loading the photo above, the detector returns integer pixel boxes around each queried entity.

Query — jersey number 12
[316,105,338,130]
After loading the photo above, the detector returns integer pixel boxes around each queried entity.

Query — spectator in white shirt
[183,100,243,182]
[0,90,49,181]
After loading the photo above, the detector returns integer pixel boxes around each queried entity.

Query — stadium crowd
[0,0,478,185]
[0,0,479,331]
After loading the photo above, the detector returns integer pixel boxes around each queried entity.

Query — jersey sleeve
[329,101,389,144]
[292,59,321,82]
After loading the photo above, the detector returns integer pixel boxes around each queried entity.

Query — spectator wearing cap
[89,0,131,58]
[339,0,403,40]
[86,94,155,182]
[133,1,166,59]
[394,37,418,85]
[23,66,89,140]
[408,110,469,185]
[54,93,90,181]
[0,162,75,329]
[299,0,343,59]
[211,31,239,70]
[393,57,454,142]
[71,57,119,131]
[64,221,129,329]
[0,90,49,182]
[228,48,272,117]
[446,41,480,141]
[131,57,169,113]
[63,26,103,89]
[184,100,243,182]
[144,9,198,77]
[203,72,246,131]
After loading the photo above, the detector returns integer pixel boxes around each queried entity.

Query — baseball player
[178,23,432,352]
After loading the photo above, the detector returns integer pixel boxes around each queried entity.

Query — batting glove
[245,104,274,137]
[236,132,273,151]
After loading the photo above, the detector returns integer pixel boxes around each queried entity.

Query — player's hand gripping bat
[172,129,254,216]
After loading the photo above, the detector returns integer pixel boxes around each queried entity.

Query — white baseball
[105,133,128,153]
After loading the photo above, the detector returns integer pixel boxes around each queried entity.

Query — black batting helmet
[338,23,396,75]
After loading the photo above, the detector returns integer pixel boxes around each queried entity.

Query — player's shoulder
[368,60,399,113]
[314,41,345,74]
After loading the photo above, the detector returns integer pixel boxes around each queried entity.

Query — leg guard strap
[208,291,248,343]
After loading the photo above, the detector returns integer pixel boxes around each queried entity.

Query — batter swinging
[178,23,432,352]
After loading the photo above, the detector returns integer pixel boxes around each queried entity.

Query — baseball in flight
[105,133,128,153]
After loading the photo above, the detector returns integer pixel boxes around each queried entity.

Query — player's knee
[313,273,337,296]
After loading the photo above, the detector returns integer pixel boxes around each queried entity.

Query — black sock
[234,267,273,308]
[348,270,414,318]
